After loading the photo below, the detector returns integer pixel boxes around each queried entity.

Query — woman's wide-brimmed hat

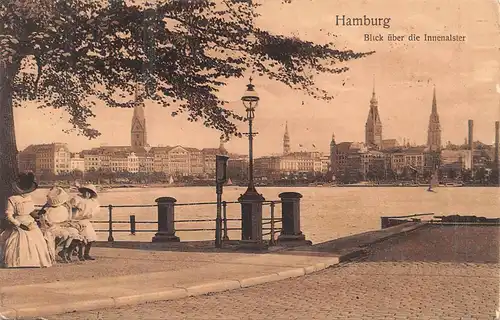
[46,187,70,207]
[78,184,98,198]
[12,172,38,195]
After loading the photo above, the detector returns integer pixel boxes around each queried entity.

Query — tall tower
[495,121,499,169]
[468,119,474,172]
[283,121,291,155]
[468,120,474,151]
[426,87,442,152]
[329,133,337,174]
[131,84,148,148]
[365,80,383,149]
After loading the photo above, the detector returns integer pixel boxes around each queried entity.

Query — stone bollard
[238,192,266,249]
[239,195,264,241]
[152,197,180,242]
[278,192,311,245]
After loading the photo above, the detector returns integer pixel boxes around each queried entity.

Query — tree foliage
[1,0,372,140]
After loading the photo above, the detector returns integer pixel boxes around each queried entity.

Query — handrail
[429,220,500,226]
[383,213,434,219]
[35,200,282,209]
[38,199,284,246]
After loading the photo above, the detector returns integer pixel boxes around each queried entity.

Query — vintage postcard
[0,0,498,319]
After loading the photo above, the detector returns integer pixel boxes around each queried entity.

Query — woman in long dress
[0,173,52,268]
[70,184,99,261]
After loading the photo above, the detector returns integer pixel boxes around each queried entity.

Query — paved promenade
[0,223,497,319]
[48,225,498,320]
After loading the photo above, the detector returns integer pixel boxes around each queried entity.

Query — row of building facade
[17,142,238,177]
[17,138,489,181]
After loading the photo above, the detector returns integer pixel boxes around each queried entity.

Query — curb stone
[238,274,283,288]
[113,288,188,307]
[360,222,429,248]
[13,298,115,319]
[0,256,341,319]
[184,280,241,296]
[277,268,305,278]
[337,224,428,262]
[338,249,367,262]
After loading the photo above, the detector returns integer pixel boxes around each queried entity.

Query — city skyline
[14,0,499,156]
[17,86,497,156]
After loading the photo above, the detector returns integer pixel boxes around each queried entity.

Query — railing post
[270,201,275,246]
[130,215,136,235]
[152,197,180,242]
[222,201,229,241]
[107,205,114,242]
[277,192,311,245]
[215,189,222,248]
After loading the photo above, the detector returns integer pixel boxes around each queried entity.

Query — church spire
[426,86,441,151]
[372,75,376,97]
[330,132,336,147]
[329,131,338,175]
[283,121,291,155]
[431,85,437,113]
[365,80,382,149]
[131,83,147,148]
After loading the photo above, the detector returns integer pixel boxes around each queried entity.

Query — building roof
[404,147,427,154]
[335,142,353,152]
[20,143,70,154]
[150,146,173,153]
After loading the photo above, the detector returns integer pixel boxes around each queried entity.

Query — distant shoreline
[37,183,499,189]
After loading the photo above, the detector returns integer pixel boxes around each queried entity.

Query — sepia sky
[15,0,500,156]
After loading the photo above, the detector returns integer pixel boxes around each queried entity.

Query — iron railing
[381,213,500,229]
[36,200,283,245]
[380,213,434,229]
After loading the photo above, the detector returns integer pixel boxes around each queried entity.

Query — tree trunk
[0,62,19,219]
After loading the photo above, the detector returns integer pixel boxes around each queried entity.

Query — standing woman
[0,173,52,268]
[70,184,99,260]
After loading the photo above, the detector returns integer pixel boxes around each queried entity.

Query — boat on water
[444,182,464,187]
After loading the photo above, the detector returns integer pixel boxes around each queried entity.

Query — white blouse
[69,196,100,221]
[44,205,72,224]
[5,195,36,227]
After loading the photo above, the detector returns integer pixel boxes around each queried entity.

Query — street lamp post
[242,78,259,196]
[238,78,265,244]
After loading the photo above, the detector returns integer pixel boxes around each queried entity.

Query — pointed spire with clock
[130,83,148,148]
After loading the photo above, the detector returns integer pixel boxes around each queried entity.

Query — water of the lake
[30,186,500,244]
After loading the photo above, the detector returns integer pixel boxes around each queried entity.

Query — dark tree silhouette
[0,0,372,213]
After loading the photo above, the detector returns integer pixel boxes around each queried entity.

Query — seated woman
[69,184,99,261]
[40,187,84,263]
[0,173,52,268]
